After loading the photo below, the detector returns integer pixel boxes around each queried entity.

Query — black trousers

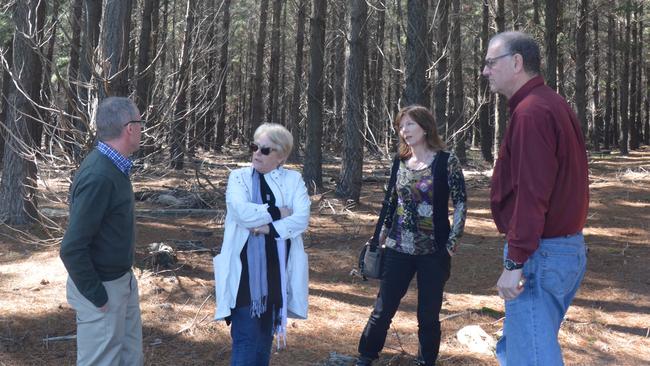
[358,247,451,365]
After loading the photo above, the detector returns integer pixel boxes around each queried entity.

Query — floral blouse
[383,151,467,255]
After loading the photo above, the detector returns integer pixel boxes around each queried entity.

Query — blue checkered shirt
[96,141,133,176]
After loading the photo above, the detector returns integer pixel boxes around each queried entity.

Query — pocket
[539,249,583,297]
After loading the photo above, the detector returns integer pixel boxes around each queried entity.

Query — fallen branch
[136,208,224,218]
[177,294,213,335]
[440,311,471,322]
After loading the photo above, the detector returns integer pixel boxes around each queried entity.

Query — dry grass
[1,146,650,365]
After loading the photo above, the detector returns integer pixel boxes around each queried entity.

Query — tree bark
[267,0,283,124]
[494,0,507,155]
[135,0,159,157]
[591,5,602,151]
[215,0,232,150]
[434,0,450,139]
[99,0,133,98]
[249,0,270,138]
[619,1,631,155]
[575,0,589,139]
[604,13,614,150]
[336,0,367,201]
[288,0,307,162]
[479,0,493,162]
[545,0,558,90]
[450,0,465,163]
[170,0,196,169]
[0,39,13,165]
[303,0,327,194]
[0,0,42,225]
[404,0,427,106]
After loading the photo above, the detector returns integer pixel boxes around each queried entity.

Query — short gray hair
[96,97,139,141]
[253,123,294,159]
[490,31,541,75]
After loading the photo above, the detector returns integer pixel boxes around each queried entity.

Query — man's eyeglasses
[249,142,275,156]
[124,120,142,127]
[483,53,513,69]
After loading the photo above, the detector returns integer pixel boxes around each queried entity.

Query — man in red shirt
[483,31,589,365]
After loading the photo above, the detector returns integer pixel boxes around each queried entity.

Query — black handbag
[358,157,401,280]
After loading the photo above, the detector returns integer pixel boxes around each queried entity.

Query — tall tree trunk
[170,0,196,170]
[0,0,43,225]
[619,1,631,155]
[99,0,133,98]
[404,0,427,106]
[636,4,644,145]
[434,0,450,139]
[629,3,639,150]
[0,39,13,165]
[267,0,283,124]
[645,64,650,145]
[331,4,347,153]
[545,0,558,90]
[557,3,566,96]
[64,0,84,160]
[215,0,231,150]
[494,0,507,155]
[511,0,521,30]
[367,0,386,153]
[592,5,602,151]
[533,0,540,25]
[135,0,159,158]
[303,0,327,194]
[479,0,493,162]
[249,0,270,138]
[604,13,614,150]
[631,3,642,149]
[575,0,589,138]
[451,0,465,162]
[288,0,307,162]
[337,0,367,202]
[80,0,101,112]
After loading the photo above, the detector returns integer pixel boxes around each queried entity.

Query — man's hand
[251,225,270,236]
[279,207,293,218]
[497,268,525,301]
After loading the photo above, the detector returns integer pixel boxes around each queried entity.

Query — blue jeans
[358,247,451,365]
[496,233,587,366]
[230,306,274,366]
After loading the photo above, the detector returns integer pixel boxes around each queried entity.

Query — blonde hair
[253,123,294,159]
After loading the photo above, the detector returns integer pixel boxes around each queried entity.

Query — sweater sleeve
[60,173,113,307]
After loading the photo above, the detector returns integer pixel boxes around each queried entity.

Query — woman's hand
[279,207,293,219]
[251,225,270,236]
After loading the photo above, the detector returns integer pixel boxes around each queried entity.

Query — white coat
[213,166,310,320]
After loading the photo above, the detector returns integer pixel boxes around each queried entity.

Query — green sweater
[60,149,135,307]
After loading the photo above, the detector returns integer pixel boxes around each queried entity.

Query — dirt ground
[1,146,649,366]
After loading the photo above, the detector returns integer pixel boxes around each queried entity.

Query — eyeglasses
[124,120,142,127]
[483,53,513,69]
[249,142,276,156]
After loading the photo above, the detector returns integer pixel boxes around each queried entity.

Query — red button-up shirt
[490,76,589,264]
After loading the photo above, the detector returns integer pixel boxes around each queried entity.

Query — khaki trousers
[66,271,143,366]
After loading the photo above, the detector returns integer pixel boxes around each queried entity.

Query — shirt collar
[508,75,545,114]
[96,141,133,176]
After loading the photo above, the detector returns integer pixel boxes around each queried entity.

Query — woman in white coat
[213,123,310,366]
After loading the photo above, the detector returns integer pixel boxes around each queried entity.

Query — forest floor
[1,145,649,366]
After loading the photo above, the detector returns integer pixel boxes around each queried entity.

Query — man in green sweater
[60,97,143,366]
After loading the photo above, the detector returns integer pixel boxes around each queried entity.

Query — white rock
[456,325,496,355]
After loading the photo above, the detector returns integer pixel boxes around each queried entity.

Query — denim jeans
[230,306,274,366]
[496,233,587,366]
[358,247,451,365]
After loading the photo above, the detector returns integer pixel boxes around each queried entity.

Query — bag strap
[369,156,401,250]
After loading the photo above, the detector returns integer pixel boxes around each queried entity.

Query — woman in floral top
[356,105,467,366]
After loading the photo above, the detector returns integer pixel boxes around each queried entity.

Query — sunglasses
[249,142,276,156]
[124,120,142,127]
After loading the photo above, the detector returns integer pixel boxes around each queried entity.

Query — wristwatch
[504,258,524,270]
